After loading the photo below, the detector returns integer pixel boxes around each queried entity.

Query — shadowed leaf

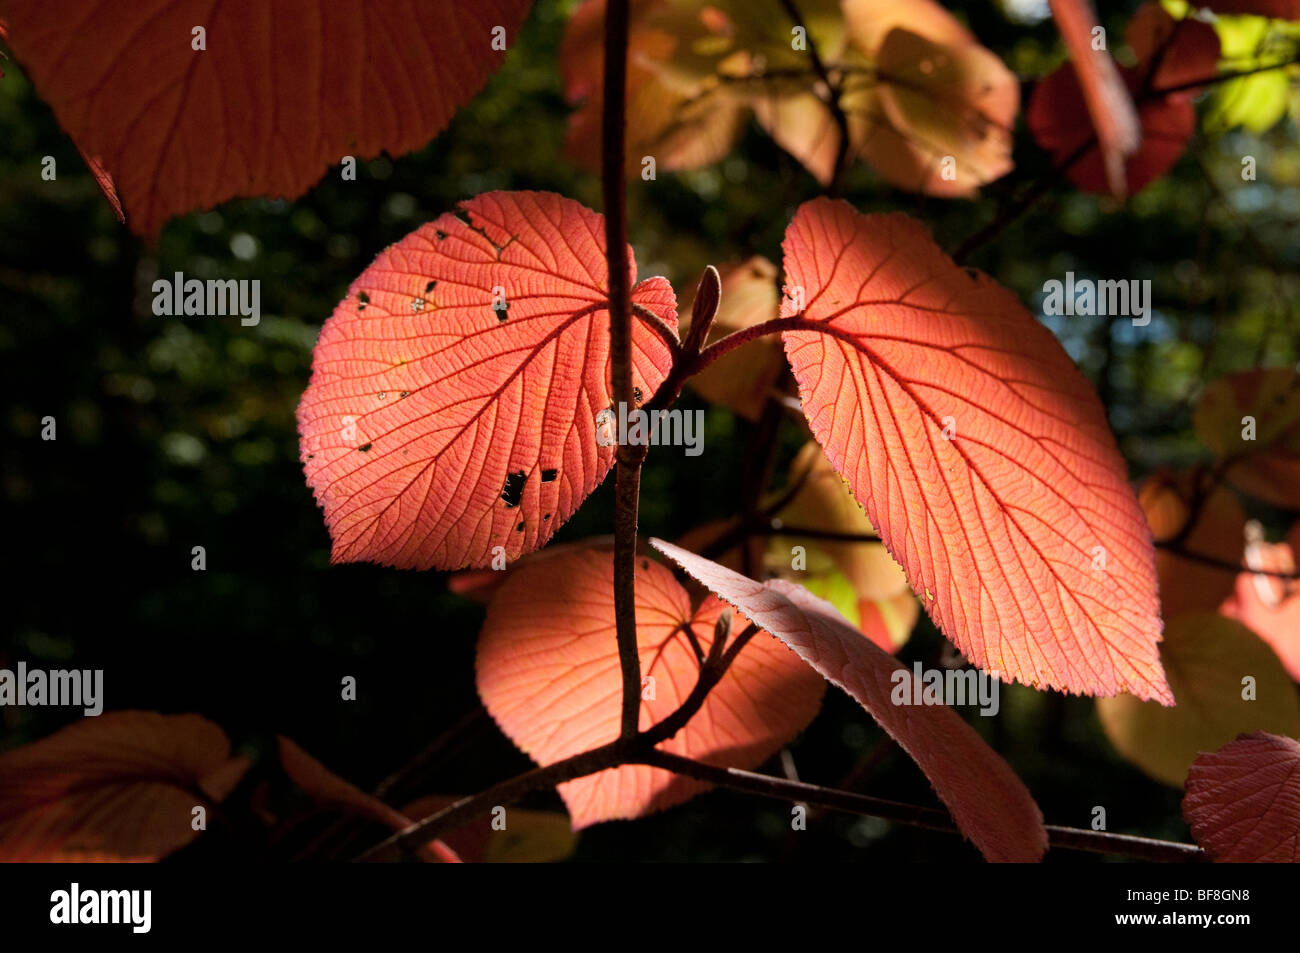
[652,538,1048,863]
[0,712,249,861]
[0,0,533,236]
[1183,731,1300,862]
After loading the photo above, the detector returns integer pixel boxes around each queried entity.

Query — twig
[603,0,643,741]
[763,523,880,543]
[1157,540,1300,581]
[355,735,1204,863]
[778,0,850,195]
[354,740,632,862]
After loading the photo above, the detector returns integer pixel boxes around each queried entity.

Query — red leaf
[297,191,678,570]
[652,539,1048,863]
[1047,0,1142,196]
[1220,522,1300,683]
[0,0,532,236]
[475,544,826,828]
[279,736,409,834]
[779,198,1170,702]
[277,737,458,862]
[1126,3,1221,93]
[0,712,249,862]
[75,147,125,225]
[1029,3,1219,195]
[1183,731,1300,862]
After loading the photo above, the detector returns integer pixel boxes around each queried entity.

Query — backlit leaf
[475,544,825,828]
[297,191,678,570]
[855,21,1018,196]
[1097,613,1300,786]
[1205,14,1300,134]
[1220,521,1300,682]
[562,0,1017,195]
[780,198,1169,701]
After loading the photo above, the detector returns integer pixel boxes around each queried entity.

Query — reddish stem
[602,0,642,741]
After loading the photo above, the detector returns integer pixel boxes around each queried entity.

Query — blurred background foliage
[1,0,1297,862]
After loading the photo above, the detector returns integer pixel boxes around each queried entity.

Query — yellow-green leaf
[1097,613,1300,786]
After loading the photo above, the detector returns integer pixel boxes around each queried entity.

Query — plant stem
[355,735,1205,862]
[778,0,851,196]
[1152,55,1300,97]
[354,739,632,862]
[764,523,881,543]
[602,0,642,741]
[351,27,1300,866]
[1158,540,1300,581]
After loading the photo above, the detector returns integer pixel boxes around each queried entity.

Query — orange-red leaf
[0,712,249,862]
[475,544,825,828]
[1028,4,1219,195]
[1220,522,1300,682]
[277,737,458,862]
[780,198,1169,702]
[652,539,1047,862]
[1183,731,1300,862]
[297,191,678,570]
[0,0,533,236]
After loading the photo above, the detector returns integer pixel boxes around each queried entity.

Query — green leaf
[1206,14,1300,133]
